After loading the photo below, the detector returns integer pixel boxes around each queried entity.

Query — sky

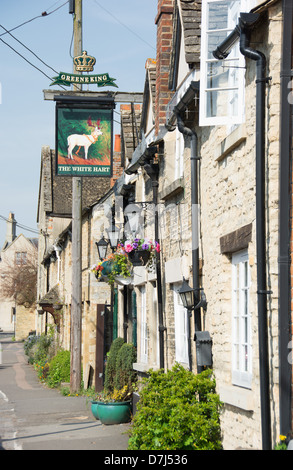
[0,0,157,245]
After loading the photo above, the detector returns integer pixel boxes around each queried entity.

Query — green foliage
[114,343,137,390]
[24,332,72,390]
[128,364,223,451]
[24,334,39,363]
[274,435,288,450]
[24,332,54,365]
[47,350,71,388]
[104,337,125,392]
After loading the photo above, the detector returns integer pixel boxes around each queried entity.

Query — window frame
[140,285,148,364]
[173,283,189,365]
[231,249,252,389]
[199,0,249,127]
[15,251,27,266]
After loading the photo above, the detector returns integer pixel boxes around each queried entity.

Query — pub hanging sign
[55,99,115,177]
[53,51,117,177]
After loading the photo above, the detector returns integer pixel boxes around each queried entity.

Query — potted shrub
[93,386,132,425]
[104,337,125,392]
[90,338,137,424]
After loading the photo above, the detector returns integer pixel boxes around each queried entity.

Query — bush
[128,364,222,450]
[24,333,54,365]
[114,343,137,390]
[24,334,39,363]
[104,337,125,392]
[47,350,71,388]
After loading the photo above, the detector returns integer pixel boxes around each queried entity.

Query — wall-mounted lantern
[125,209,140,237]
[106,224,121,250]
[178,277,195,310]
[95,236,108,261]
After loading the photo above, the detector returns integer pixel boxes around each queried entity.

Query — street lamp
[95,236,108,261]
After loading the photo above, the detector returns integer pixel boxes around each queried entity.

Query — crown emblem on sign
[73,50,96,72]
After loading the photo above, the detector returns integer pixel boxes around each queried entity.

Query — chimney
[5,212,16,244]
[155,0,174,136]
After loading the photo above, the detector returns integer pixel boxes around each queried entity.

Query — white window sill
[214,124,247,162]
[133,362,160,373]
[219,384,254,411]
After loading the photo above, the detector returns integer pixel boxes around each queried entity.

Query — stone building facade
[122,0,292,450]
[0,213,37,339]
[34,0,293,450]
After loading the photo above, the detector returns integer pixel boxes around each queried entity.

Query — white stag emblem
[67,122,103,160]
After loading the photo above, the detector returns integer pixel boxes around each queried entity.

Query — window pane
[207,1,240,30]
[207,60,239,89]
[232,250,252,388]
[207,30,228,59]
[234,344,239,369]
[208,1,229,30]
[206,89,239,117]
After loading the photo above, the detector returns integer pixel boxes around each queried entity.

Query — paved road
[0,335,130,451]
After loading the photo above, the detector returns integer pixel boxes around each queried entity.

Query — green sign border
[51,72,118,88]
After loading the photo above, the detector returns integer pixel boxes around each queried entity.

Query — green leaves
[128,364,223,450]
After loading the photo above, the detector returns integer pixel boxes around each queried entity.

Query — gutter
[213,11,272,450]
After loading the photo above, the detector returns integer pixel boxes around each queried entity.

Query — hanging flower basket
[128,250,151,266]
[90,249,133,285]
[119,238,160,268]
[114,274,134,286]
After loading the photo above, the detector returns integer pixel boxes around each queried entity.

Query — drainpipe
[278,0,293,438]
[239,12,271,450]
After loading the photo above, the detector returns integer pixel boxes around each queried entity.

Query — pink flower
[155,242,160,252]
[125,244,133,253]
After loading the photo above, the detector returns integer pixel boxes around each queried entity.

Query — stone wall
[15,306,35,341]
[198,3,282,449]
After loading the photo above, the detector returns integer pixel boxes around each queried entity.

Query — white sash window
[199,0,255,126]
[173,283,189,365]
[232,250,252,388]
[140,286,148,364]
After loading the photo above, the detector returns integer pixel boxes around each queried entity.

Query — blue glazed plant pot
[97,401,132,425]
[91,400,100,420]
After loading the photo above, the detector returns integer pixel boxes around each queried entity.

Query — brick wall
[155,0,175,135]
[110,134,123,187]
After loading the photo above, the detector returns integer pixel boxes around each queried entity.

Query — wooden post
[95,304,106,392]
[70,0,82,394]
